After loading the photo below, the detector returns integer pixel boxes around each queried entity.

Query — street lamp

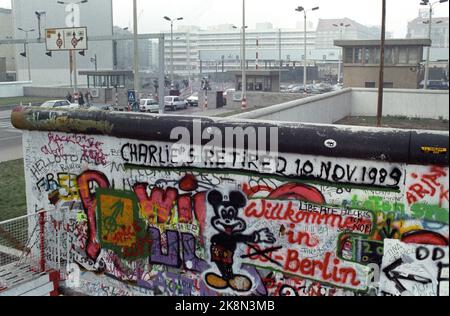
[420,0,448,89]
[332,22,351,84]
[232,24,248,75]
[295,5,319,93]
[17,27,35,82]
[35,11,46,41]
[164,16,184,87]
[241,0,247,108]
[57,0,89,92]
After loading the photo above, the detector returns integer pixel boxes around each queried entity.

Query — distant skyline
[1,0,449,37]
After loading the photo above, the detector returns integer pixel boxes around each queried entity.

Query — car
[140,99,160,113]
[223,89,235,97]
[40,100,79,109]
[419,80,449,90]
[164,96,188,111]
[87,104,115,112]
[233,92,243,102]
[186,93,199,107]
[289,85,305,93]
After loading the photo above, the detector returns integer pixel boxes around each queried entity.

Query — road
[0,110,23,163]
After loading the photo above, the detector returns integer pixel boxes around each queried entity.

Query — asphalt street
[0,110,23,163]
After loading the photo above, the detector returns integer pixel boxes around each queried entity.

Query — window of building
[374,48,381,64]
[364,48,371,64]
[408,48,419,64]
[365,82,376,88]
[344,47,353,63]
[354,48,363,64]
[384,48,394,64]
[383,82,394,88]
[399,47,408,64]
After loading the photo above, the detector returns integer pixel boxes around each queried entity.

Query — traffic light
[20,52,26,58]
[79,50,85,56]
[45,51,52,57]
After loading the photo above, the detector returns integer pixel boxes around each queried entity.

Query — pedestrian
[78,93,85,107]
[84,91,91,106]
[66,92,72,103]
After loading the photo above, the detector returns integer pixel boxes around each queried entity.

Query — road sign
[46,27,88,51]
[127,90,137,103]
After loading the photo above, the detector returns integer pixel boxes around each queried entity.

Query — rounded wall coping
[11,106,449,167]
[0,81,32,86]
[351,87,449,95]
[231,88,353,120]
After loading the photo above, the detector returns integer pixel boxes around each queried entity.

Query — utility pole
[377,0,387,128]
[133,0,140,94]
[241,0,247,109]
[303,11,307,90]
[279,28,282,92]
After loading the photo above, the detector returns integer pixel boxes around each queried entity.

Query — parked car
[140,99,160,113]
[289,84,305,93]
[223,89,235,97]
[164,96,188,111]
[419,80,449,90]
[233,92,243,102]
[186,93,199,107]
[40,100,79,109]
[87,104,114,112]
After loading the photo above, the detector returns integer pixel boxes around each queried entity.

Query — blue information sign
[127,90,136,103]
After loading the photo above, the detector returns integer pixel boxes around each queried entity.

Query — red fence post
[39,212,46,272]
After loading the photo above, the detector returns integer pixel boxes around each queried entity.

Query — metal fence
[0,211,53,291]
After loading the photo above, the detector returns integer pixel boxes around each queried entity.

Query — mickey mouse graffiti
[205,189,276,293]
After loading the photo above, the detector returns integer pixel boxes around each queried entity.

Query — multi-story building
[164,22,318,78]
[407,15,449,48]
[162,18,393,81]
[11,0,114,86]
[0,7,16,81]
[407,12,449,81]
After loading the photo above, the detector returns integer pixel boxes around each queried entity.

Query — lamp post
[90,54,98,71]
[279,28,282,92]
[241,0,247,108]
[57,0,88,92]
[164,16,184,87]
[295,5,319,93]
[17,27,35,82]
[133,0,139,94]
[35,11,46,41]
[420,0,448,89]
[332,22,351,84]
[333,22,352,83]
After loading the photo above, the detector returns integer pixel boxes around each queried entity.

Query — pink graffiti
[41,132,108,166]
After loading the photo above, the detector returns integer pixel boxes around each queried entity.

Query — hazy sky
[1,0,449,37]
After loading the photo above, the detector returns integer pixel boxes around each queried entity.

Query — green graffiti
[349,195,405,215]
[410,203,449,224]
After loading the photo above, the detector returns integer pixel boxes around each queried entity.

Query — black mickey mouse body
[206,189,276,292]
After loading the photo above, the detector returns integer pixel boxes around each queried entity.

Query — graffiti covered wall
[13,108,449,296]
